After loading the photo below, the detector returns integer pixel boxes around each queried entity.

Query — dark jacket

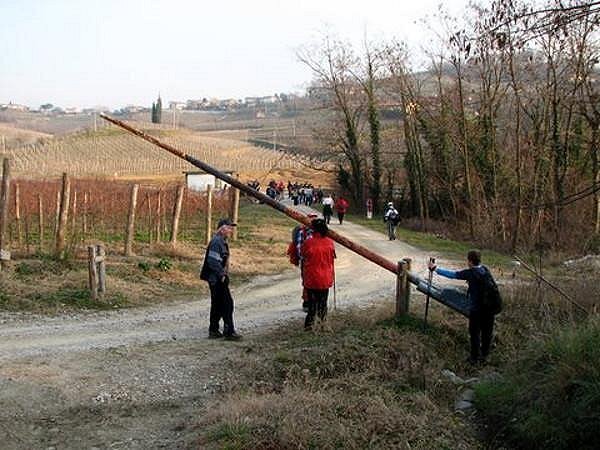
[200,234,229,285]
[435,265,489,313]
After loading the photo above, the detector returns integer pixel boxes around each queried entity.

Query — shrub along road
[0,207,463,449]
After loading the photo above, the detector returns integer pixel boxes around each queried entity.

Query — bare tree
[298,36,366,204]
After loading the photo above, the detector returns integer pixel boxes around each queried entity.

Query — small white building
[184,170,233,191]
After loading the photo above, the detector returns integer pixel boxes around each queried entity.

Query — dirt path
[0,206,456,449]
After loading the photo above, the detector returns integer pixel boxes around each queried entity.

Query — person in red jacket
[335,196,350,224]
[301,218,336,330]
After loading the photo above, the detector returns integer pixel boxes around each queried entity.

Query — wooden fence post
[0,158,11,268]
[55,173,70,259]
[97,244,106,297]
[206,184,213,246]
[88,244,106,301]
[146,192,152,243]
[71,190,77,237]
[54,190,60,239]
[124,184,139,256]
[396,258,412,317]
[155,190,161,243]
[25,215,31,255]
[170,184,185,245]
[88,245,98,301]
[38,194,44,252]
[15,182,21,245]
[82,191,88,238]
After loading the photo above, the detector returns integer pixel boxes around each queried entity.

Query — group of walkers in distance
[288,181,323,206]
[321,193,349,225]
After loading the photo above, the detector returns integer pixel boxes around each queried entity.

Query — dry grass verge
[194,266,600,449]
[195,305,480,449]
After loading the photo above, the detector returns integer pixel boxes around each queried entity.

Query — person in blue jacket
[428,250,496,364]
[200,218,242,341]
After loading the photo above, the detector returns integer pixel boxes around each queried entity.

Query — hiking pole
[333,267,337,311]
[424,257,435,328]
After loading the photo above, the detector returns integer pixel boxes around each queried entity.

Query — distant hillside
[0,110,95,135]
[0,125,318,179]
[0,124,52,148]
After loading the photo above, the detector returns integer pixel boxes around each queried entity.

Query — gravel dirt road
[0,206,458,449]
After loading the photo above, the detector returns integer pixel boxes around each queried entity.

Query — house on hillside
[0,102,29,111]
[169,101,186,110]
[244,96,279,106]
[184,170,234,191]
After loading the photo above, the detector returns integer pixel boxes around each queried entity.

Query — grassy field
[0,123,52,148]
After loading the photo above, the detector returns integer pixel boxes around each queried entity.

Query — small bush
[137,261,151,272]
[584,233,600,254]
[15,262,36,277]
[475,318,600,450]
[156,258,172,272]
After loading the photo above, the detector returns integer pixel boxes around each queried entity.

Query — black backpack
[473,267,503,315]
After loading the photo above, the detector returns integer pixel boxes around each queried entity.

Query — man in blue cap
[200,218,242,340]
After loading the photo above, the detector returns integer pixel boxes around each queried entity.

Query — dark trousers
[468,310,495,360]
[305,289,328,329]
[337,212,345,224]
[208,278,235,335]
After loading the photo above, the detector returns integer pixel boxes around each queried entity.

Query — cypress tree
[156,95,162,123]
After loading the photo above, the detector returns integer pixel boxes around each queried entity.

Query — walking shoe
[208,330,223,339]
[224,332,243,341]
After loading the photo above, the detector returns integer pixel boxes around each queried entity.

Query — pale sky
[0,0,469,109]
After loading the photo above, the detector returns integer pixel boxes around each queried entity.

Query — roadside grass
[472,276,600,449]
[196,304,481,449]
[0,201,295,313]
[346,213,511,268]
[474,317,600,450]
[196,266,600,449]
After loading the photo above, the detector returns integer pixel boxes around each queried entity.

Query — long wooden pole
[100,114,406,279]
